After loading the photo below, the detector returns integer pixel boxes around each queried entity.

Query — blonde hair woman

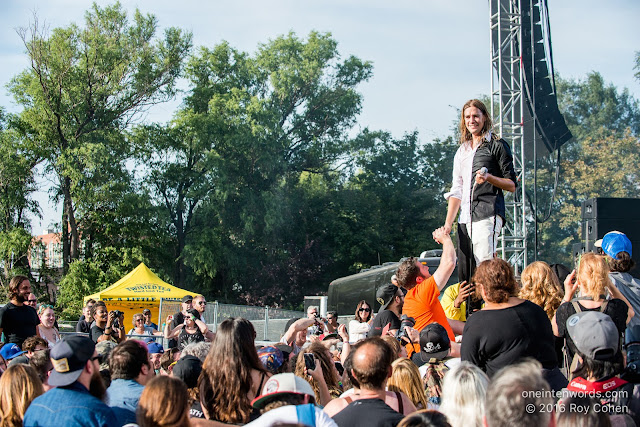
[0,364,44,427]
[387,358,428,410]
[439,362,488,427]
[552,253,634,362]
[519,261,564,320]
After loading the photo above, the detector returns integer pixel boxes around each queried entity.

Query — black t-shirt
[178,328,205,350]
[461,300,558,378]
[0,302,40,347]
[76,318,92,333]
[555,298,627,359]
[369,310,401,337]
[332,398,404,427]
[90,324,106,343]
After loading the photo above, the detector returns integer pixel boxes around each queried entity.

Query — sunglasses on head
[359,308,371,312]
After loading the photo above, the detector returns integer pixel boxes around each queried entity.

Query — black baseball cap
[376,284,400,313]
[173,355,202,388]
[181,295,193,303]
[49,335,96,387]
[418,322,450,362]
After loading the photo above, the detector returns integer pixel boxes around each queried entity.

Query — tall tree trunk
[175,209,185,287]
[61,176,80,272]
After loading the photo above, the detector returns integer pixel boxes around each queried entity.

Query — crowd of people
[0,99,638,425]
[0,228,637,426]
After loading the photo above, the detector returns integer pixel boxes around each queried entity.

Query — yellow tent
[84,263,198,330]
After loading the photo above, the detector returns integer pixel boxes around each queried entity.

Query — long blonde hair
[0,364,44,427]
[459,99,494,144]
[387,358,428,410]
[519,261,564,320]
[577,253,611,300]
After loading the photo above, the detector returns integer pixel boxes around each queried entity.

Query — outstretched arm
[432,227,457,290]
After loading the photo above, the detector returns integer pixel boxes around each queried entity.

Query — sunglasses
[26,299,37,303]
[196,301,206,306]
[90,355,101,362]
[359,308,371,312]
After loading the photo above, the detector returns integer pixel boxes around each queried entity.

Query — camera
[396,314,415,343]
[622,342,640,383]
[113,310,124,317]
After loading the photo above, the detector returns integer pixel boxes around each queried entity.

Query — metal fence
[158,300,304,343]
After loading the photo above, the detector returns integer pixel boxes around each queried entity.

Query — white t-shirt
[244,404,337,427]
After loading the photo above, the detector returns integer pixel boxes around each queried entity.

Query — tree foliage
[9,2,191,271]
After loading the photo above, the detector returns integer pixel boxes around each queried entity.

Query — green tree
[9,2,191,272]
[0,109,39,286]
[143,32,373,303]
[534,73,640,263]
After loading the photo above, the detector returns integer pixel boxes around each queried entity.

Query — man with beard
[0,275,40,347]
[23,335,117,426]
[106,340,154,425]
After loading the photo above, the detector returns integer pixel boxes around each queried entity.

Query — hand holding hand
[433,227,450,244]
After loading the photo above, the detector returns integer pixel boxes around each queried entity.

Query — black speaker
[580,198,640,279]
[521,0,572,158]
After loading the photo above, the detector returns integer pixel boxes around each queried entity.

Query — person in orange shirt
[396,227,461,357]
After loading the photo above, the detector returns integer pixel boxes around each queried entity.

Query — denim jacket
[106,378,145,425]
[23,382,118,427]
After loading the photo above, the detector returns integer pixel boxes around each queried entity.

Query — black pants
[457,223,476,284]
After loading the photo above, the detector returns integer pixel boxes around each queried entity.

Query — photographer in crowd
[90,302,125,343]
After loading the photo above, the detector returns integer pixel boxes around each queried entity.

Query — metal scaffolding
[489,0,527,273]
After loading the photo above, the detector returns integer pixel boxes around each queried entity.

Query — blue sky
[0,0,638,231]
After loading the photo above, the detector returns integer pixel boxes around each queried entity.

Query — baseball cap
[142,308,151,314]
[147,342,164,355]
[566,311,619,361]
[251,373,315,409]
[173,355,202,388]
[181,295,193,303]
[376,284,400,313]
[49,335,96,387]
[418,322,450,362]
[0,343,26,360]
[595,231,632,259]
[257,346,284,374]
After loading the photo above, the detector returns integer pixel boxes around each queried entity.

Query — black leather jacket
[470,136,517,223]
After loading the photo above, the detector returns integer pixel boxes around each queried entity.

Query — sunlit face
[185,315,196,327]
[95,306,108,322]
[25,294,38,308]
[40,308,56,328]
[358,304,372,321]
[149,353,162,370]
[464,106,486,137]
[307,307,318,319]
[194,297,207,312]
[133,316,145,327]
[18,280,32,299]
